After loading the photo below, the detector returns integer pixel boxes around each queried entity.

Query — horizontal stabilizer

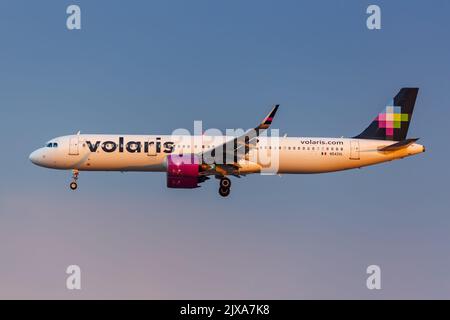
[378,138,419,151]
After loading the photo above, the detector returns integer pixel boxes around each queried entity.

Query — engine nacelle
[165,154,201,188]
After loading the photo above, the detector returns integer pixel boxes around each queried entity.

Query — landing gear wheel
[70,169,79,191]
[220,177,231,189]
[219,186,231,197]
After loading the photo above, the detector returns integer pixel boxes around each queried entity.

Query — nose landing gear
[70,169,79,190]
[218,177,231,197]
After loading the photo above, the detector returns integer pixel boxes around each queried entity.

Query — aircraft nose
[29,150,38,164]
[29,149,44,166]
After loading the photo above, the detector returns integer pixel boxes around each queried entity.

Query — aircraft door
[69,136,79,155]
[350,140,360,160]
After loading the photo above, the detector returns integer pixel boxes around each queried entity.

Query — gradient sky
[0,0,449,299]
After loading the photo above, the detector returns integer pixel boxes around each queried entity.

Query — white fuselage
[29,134,425,174]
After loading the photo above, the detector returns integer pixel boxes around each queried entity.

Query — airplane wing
[199,104,280,175]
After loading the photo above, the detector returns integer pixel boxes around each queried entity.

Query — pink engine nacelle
[166,154,201,188]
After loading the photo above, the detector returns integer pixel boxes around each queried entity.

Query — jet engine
[165,154,205,188]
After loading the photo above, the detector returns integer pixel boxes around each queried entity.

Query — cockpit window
[45,142,58,148]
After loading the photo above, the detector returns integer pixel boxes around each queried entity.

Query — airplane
[29,88,425,197]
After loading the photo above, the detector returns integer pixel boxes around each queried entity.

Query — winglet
[378,138,419,151]
[257,104,279,130]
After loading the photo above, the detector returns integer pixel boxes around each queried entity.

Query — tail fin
[355,88,419,141]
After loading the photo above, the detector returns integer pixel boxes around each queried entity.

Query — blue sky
[0,0,449,298]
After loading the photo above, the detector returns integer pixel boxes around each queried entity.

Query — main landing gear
[70,169,79,191]
[218,177,231,197]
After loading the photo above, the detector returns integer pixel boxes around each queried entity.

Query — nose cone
[29,150,38,164]
[29,149,45,167]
